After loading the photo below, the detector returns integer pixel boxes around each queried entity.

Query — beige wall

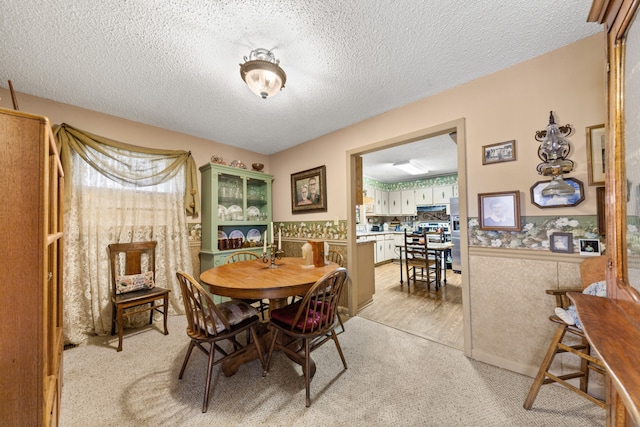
[270,33,605,221]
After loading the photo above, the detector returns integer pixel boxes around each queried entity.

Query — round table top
[200,257,340,300]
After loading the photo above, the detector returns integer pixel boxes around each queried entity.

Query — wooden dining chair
[108,241,170,352]
[326,250,346,333]
[175,271,265,413]
[403,230,440,292]
[523,255,607,410]
[224,251,268,319]
[265,267,349,407]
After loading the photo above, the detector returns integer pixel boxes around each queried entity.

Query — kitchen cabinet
[415,187,433,205]
[384,233,396,261]
[1,108,64,426]
[199,163,273,275]
[388,190,402,215]
[375,234,385,263]
[374,189,389,215]
[432,185,455,204]
[401,190,416,215]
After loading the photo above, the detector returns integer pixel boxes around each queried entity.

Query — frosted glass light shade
[240,49,287,99]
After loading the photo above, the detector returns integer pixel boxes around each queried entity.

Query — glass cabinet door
[246,177,269,221]
[218,173,244,221]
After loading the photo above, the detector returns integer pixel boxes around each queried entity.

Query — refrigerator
[449,197,461,273]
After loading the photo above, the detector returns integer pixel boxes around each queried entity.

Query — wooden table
[200,257,340,376]
[396,242,453,287]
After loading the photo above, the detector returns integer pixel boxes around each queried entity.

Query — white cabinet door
[384,234,396,261]
[375,189,389,215]
[433,185,454,204]
[375,235,385,263]
[388,190,402,215]
[401,190,416,215]
[452,185,459,197]
[415,187,433,205]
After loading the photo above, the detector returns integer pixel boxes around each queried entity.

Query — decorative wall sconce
[239,48,287,99]
[535,111,575,196]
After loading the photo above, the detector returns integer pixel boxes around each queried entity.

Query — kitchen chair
[265,267,349,407]
[224,251,269,319]
[523,255,607,410]
[403,230,440,292]
[108,241,170,352]
[175,271,265,413]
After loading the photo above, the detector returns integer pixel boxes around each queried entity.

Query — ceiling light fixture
[393,160,427,175]
[239,48,287,99]
[535,111,575,196]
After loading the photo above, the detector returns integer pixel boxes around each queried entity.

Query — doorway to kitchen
[346,118,470,355]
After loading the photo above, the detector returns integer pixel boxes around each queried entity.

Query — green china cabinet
[199,163,273,273]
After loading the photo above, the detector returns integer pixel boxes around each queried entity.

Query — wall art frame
[482,140,517,165]
[530,177,585,208]
[478,190,521,231]
[586,123,605,186]
[291,165,327,213]
[550,232,574,253]
[579,239,601,256]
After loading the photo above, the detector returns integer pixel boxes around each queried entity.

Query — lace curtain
[56,124,197,344]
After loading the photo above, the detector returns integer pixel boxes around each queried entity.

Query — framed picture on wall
[482,140,516,165]
[530,178,585,208]
[478,191,521,231]
[586,124,605,186]
[550,232,573,253]
[291,165,327,213]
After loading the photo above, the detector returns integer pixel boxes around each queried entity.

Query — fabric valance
[54,123,200,216]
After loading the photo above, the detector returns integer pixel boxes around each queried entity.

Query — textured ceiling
[1,0,600,164]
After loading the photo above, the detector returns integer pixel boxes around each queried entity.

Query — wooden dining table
[200,257,340,376]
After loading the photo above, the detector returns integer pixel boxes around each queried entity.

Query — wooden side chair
[265,268,349,407]
[403,230,440,292]
[108,241,170,352]
[175,271,265,413]
[523,255,607,410]
[326,250,346,333]
[224,251,269,319]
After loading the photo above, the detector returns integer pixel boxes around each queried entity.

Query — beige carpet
[60,315,605,426]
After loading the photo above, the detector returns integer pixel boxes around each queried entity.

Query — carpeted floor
[60,315,605,426]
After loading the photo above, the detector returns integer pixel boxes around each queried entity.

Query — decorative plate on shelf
[229,230,245,241]
[218,205,227,220]
[218,230,228,239]
[227,205,243,221]
[247,205,260,219]
[247,228,261,242]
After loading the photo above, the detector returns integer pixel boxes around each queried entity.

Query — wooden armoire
[0,108,64,426]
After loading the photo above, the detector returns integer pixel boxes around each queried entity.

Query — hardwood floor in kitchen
[357,261,463,350]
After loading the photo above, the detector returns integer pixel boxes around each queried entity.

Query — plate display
[246,228,261,242]
[218,230,228,239]
[227,205,243,221]
[218,205,227,220]
[229,230,245,241]
[247,205,260,219]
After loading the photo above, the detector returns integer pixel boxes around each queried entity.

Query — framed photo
[586,124,605,186]
[530,177,585,208]
[291,165,327,213]
[482,140,516,165]
[478,191,521,231]
[579,239,601,256]
[550,232,573,253]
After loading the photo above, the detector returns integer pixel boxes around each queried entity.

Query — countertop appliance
[450,197,461,273]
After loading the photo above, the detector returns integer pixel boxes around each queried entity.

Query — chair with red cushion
[265,267,348,407]
[175,271,266,412]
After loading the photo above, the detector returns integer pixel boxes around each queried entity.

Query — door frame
[346,118,471,356]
